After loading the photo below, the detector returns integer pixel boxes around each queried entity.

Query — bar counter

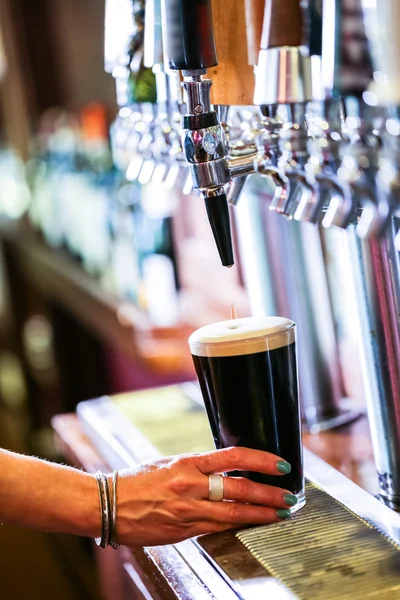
[53,386,400,600]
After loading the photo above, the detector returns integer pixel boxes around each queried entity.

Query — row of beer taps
[106,0,400,509]
[113,0,400,268]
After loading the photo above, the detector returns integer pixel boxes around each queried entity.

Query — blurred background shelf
[1,220,195,375]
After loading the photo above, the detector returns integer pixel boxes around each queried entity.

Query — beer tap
[318,0,377,233]
[160,0,236,267]
[143,0,191,192]
[324,0,400,509]
[291,0,347,224]
[160,0,287,266]
[363,0,400,243]
[253,0,313,218]
[236,1,357,431]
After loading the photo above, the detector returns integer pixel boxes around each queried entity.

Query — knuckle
[260,486,273,505]
[227,447,242,463]
[171,500,192,519]
[199,452,214,472]
[234,478,249,500]
[170,476,191,495]
[227,502,242,522]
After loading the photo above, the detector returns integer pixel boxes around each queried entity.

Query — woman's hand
[116,446,297,547]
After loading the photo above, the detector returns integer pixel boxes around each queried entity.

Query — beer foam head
[189,316,295,357]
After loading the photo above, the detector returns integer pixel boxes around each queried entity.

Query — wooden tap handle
[244,0,265,65]
[209,0,256,105]
[261,0,307,49]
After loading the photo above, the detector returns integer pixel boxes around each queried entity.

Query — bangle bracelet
[94,471,111,548]
[110,470,120,550]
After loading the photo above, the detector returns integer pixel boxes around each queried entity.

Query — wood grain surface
[261,0,306,49]
[244,0,265,65]
[210,0,255,105]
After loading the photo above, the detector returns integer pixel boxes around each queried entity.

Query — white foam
[189,316,295,357]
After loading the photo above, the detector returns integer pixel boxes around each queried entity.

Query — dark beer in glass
[189,316,305,510]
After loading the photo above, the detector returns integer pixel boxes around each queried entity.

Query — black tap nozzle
[204,193,234,267]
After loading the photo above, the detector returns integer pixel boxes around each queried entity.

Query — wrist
[69,471,102,539]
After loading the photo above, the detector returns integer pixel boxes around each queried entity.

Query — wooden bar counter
[52,383,381,600]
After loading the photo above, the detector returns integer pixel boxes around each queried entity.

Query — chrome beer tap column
[353,0,400,510]
[318,0,400,508]
[249,0,353,430]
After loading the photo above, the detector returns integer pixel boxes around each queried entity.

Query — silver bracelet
[94,471,111,549]
[110,470,120,550]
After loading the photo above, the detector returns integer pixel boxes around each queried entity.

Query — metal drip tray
[236,481,400,599]
[77,395,400,599]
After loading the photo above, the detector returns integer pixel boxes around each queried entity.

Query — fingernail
[276,509,291,520]
[284,494,298,507]
[277,460,291,474]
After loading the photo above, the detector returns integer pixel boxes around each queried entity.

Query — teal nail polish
[277,509,291,520]
[277,460,292,474]
[284,494,298,507]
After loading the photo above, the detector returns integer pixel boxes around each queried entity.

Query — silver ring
[209,474,224,502]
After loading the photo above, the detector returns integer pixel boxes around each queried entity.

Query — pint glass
[189,316,305,510]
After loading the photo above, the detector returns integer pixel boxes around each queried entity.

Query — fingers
[194,446,291,477]
[222,477,296,509]
[190,499,290,526]
[190,521,247,537]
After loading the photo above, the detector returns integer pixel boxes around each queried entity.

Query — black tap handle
[332,0,373,97]
[309,0,322,57]
[162,0,217,71]
[204,193,234,267]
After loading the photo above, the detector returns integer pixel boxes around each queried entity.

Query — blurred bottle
[138,180,180,326]
[107,179,142,302]
[77,103,115,276]
[28,109,79,248]
[0,148,31,222]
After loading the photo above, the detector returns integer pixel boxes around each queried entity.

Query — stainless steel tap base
[379,472,400,511]
[303,406,362,434]
[189,159,230,191]
[254,47,312,106]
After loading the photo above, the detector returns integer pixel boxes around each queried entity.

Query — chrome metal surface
[181,78,212,114]
[263,212,351,429]
[235,180,277,317]
[182,125,227,164]
[227,175,248,206]
[348,222,400,509]
[228,153,258,179]
[295,99,344,223]
[274,104,314,218]
[254,47,312,106]
[213,104,229,125]
[189,159,230,192]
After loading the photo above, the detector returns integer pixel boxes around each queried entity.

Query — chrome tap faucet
[270,103,314,218]
[337,101,390,238]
